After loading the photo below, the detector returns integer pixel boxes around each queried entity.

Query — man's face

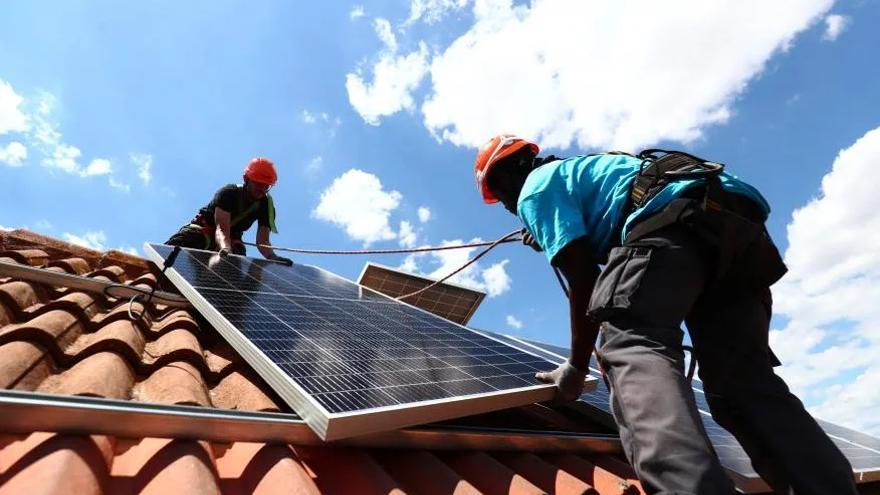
[486,165,522,216]
[246,180,272,199]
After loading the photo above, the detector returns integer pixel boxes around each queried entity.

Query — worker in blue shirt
[474,134,857,494]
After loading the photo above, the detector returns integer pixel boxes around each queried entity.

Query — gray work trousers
[590,225,857,495]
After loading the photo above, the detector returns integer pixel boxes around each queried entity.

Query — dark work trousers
[590,225,857,495]
[166,225,246,255]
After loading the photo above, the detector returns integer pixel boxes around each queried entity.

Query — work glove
[269,254,294,266]
[520,228,543,252]
[217,247,230,257]
[535,360,587,402]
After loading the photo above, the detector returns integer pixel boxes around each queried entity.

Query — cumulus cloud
[63,230,108,251]
[506,314,523,329]
[822,14,849,41]
[345,16,430,125]
[399,238,512,297]
[350,5,366,20]
[83,158,112,176]
[350,0,833,150]
[0,141,27,166]
[399,220,417,247]
[0,80,29,135]
[34,219,53,231]
[131,153,153,185]
[417,206,432,223]
[771,126,880,435]
[405,0,469,25]
[313,169,403,245]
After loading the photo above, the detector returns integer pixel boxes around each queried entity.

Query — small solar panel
[487,332,880,490]
[357,262,485,325]
[145,244,595,440]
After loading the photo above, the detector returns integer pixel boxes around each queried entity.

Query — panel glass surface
[151,244,551,415]
[513,335,880,478]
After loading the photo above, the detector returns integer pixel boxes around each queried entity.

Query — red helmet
[474,134,539,203]
[244,157,277,186]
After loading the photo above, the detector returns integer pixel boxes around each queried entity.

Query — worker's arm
[213,207,234,253]
[535,236,600,400]
[256,226,293,265]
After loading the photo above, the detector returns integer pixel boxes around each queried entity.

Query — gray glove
[535,360,587,401]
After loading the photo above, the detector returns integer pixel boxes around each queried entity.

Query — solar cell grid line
[145,244,595,441]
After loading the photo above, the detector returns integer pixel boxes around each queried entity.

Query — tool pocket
[588,245,653,321]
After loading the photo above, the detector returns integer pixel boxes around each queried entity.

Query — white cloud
[118,245,139,256]
[82,158,112,176]
[345,27,429,126]
[301,109,318,124]
[374,18,398,53]
[351,0,833,150]
[0,141,27,166]
[406,0,469,25]
[417,206,432,223]
[108,177,131,192]
[399,220,417,247]
[481,259,511,297]
[305,156,324,176]
[313,169,402,245]
[0,80,29,135]
[131,153,153,185]
[822,14,849,41]
[506,314,523,329]
[400,237,512,297]
[771,126,880,435]
[350,5,366,20]
[0,225,12,231]
[63,230,108,251]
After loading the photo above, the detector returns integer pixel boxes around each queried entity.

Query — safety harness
[188,189,277,249]
[621,149,727,244]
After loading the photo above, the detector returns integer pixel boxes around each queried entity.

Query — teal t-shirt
[516,154,771,263]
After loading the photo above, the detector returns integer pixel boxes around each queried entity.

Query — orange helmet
[243,157,277,186]
[474,134,539,203]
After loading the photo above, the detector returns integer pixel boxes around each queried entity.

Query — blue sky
[2,1,879,434]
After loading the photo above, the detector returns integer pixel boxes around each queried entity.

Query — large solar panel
[357,262,486,325]
[144,244,595,440]
[493,333,880,490]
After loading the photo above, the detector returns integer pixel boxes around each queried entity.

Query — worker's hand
[535,360,587,402]
[218,247,230,257]
[520,228,543,252]
[268,254,294,266]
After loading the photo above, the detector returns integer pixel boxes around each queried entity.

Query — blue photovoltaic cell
[149,244,554,416]
[511,335,880,481]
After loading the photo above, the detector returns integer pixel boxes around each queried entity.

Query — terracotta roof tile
[440,451,545,495]
[0,308,86,350]
[215,443,321,495]
[0,249,49,266]
[375,450,483,495]
[0,433,112,495]
[37,352,135,400]
[295,447,406,495]
[211,370,279,412]
[548,454,644,495]
[47,257,92,275]
[0,340,51,390]
[132,361,212,407]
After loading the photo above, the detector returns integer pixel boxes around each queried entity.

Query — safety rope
[241,236,521,255]
[395,229,521,302]
[244,229,523,302]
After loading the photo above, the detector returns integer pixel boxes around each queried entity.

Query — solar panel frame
[145,244,595,440]
[357,262,486,325]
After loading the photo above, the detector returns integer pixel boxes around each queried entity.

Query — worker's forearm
[569,292,599,371]
[215,229,232,250]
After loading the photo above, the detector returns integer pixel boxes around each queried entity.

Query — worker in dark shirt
[166,157,293,265]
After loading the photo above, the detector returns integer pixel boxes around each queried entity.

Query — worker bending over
[166,157,293,265]
[474,134,856,494]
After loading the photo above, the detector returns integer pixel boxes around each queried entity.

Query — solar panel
[488,333,880,490]
[357,262,485,325]
[144,244,596,440]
